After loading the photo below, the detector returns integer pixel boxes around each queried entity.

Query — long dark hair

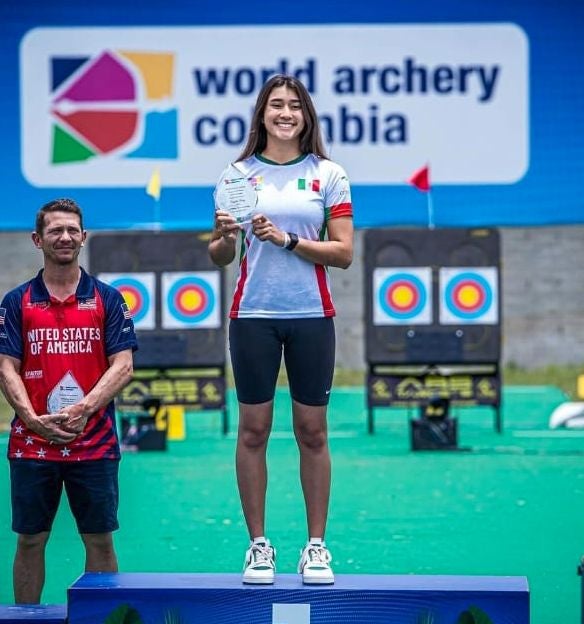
[237,74,328,161]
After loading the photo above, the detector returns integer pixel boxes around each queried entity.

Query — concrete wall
[499,227,584,367]
[1,226,583,369]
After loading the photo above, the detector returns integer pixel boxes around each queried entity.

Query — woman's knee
[238,404,273,449]
[295,421,328,451]
[238,422,271,449]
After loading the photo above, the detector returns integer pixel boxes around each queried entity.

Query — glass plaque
[215,164,257,223]
[47,371,85,414]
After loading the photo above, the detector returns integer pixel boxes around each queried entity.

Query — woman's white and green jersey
[214,153,353,319]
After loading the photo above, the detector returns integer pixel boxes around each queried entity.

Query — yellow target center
[458,285,480,307]
[392,285,414,307]
[121,290,137,310]
[180,290,202,311]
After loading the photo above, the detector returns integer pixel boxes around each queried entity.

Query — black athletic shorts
[10,459,120,535]
[229,317,335,406]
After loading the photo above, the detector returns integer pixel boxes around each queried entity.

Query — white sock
[309,537,324,546]
[252,536,268,545]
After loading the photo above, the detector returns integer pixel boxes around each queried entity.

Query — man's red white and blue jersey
[0,268,137,461]
[214,153,353,319]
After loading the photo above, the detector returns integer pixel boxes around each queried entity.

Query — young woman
[209,74,353,585]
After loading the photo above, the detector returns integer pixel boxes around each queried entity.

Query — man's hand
[31,413,78,444]
[58,403,89,435]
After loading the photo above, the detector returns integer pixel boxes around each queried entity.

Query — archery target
[162,271,220,329]
[373,267,432,325]
[440,267,498,324]
[98,272,155,330]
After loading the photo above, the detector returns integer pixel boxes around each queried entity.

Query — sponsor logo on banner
[47,51,177,165]
[21,24,528,187]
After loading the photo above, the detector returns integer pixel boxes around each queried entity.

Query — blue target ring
[445,272,492,320]
[167,276,215,324]
[109,277,150,324]
[378,272,427,320]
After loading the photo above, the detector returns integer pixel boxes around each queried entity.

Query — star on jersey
[36,447,47,458]
[14,424,24,434]
[25,436,34,445]
[14,450,23,458]
[60,447,71,457]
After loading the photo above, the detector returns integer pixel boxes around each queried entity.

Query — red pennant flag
[408,165,430,192]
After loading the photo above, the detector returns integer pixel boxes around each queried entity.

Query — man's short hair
[35,198,84,234]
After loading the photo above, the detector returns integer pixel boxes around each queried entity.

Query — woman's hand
[214,210,240,242]
[251,214,287,247]
[209,210,241,266]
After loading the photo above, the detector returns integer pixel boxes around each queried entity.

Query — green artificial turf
[0,385,582,624]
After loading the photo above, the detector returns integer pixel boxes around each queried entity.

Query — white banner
[21,24,528,187]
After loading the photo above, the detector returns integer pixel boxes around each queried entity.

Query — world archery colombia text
[189,57,501,147]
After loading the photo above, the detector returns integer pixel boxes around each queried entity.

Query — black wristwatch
[286,232,299,251]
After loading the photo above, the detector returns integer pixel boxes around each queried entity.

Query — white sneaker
[297,542,334,584]
[242,540,276,584]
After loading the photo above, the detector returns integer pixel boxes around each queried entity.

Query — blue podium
[0,605,66,624]
[67,572,529,624]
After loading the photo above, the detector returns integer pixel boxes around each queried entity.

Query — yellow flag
[146,169,161,201]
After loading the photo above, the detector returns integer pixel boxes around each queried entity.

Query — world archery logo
[50,50,178,164]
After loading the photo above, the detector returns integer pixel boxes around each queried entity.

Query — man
[0,198,137,603]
